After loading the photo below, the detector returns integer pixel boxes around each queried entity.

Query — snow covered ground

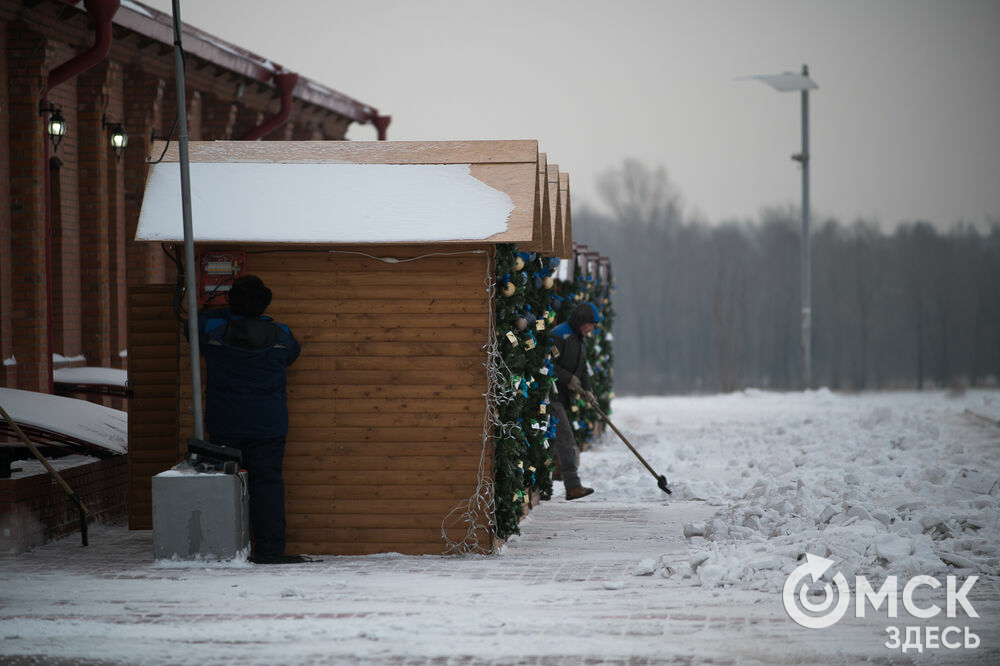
[592,389,1000,592]
[1,389,998,665]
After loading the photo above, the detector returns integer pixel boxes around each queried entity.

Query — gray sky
[144,0,1000,230]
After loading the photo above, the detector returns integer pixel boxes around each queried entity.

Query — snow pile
[579,389,1000,593]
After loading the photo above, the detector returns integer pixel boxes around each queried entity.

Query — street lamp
[740,64,818,389]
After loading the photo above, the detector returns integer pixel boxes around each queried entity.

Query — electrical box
[152,469,249,560]
[198,252,246,306]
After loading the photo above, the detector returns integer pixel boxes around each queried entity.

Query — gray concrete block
[152,470,249,560]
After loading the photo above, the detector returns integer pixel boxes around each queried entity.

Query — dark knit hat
[569,302,602,329]
[227,274,272,317]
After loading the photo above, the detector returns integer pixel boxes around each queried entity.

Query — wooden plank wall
[126,285,181,529]
[166,243,494,555]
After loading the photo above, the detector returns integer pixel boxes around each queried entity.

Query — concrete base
[151,470,249,560]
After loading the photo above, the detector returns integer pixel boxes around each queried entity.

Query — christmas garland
[492,244,615,540]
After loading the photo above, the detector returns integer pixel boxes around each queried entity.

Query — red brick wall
[0,456,128,555]
[5,20,50,393]
[2,0,355,394]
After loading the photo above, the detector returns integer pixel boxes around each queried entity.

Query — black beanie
[227,275,272,316]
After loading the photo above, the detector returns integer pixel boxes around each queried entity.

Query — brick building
[0,0,388,394]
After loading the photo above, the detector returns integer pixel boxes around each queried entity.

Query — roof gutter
[46,0,120,94]
[240,71,299,140]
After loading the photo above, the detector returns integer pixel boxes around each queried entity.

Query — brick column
[0,21,13,386]
[46,40,82,366]
[77,62,113,369]
[123,66,165,288]
[6,22,51,391]
[232,102,264,142]
[103,61,127,368]
[201,91,236,140]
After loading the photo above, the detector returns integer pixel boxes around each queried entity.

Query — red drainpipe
[41,0,119,393]
[240,71,299,140]
[372,114,391,141]
[46,0,120,92]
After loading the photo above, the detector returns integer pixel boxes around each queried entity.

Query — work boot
[565,485,594,501]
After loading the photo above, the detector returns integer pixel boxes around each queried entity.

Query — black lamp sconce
[102,115,128,161]
[39,100,67,153]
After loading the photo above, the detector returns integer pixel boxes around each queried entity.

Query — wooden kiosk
[128,140,572,555]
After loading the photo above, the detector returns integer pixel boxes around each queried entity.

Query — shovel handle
[584,393,671,493]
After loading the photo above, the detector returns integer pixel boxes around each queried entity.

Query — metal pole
[172,0,204,439]
[800,64,812,390]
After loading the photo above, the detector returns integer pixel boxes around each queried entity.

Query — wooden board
[560,172,572,251]
[126,285,180,530]
[548,164,564,258]
[536,153,552,255]
[154,140,538,165]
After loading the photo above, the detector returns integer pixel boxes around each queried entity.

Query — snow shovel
[0,401,90,545]
[582,392,672,494]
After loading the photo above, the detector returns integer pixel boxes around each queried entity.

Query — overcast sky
[143,0,1000,230]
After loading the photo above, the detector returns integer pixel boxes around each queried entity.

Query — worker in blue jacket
[196,274,302,564]
[549,301,600,500]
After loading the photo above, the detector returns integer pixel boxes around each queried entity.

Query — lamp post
[741,64,818,389]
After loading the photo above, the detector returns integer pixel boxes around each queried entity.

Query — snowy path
[1,390,998,664]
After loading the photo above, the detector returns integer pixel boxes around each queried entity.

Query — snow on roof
[134,140,539,246]
[137,163,512,244]
[53,367,129,388]
[0,388,127,455]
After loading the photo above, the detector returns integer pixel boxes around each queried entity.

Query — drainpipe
[240,71,298,140]
[41,0,120,394]
[371,114,391,141]
[46,0,120,92]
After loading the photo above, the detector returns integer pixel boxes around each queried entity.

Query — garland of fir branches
[492,244,615,540]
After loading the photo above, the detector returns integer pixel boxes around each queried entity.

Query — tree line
[574,160,1000,394]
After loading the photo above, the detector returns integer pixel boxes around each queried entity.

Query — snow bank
[579,389,1000,593]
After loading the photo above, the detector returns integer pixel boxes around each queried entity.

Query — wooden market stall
[127,140,573,555]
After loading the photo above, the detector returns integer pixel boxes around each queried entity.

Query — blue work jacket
[194,308,301,439]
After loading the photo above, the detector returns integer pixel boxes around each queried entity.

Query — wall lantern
[39,102,67,152]
[102,115,128,161]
